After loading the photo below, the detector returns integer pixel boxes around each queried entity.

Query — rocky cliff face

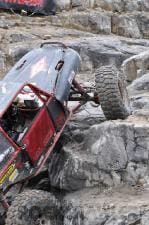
[54,0,149,39]
[0,1,149,224]
[49,119,149,190]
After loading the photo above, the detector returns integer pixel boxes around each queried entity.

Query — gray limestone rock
[124,0,141,11]
[0,9,149,225]
[0,51,5,70]
[141,0,149,11]
[72,0,95,9]
[0,51,6,78]
[136,14,149,39]
[127,73,149,117]
[122,50,149,82]
[95,0,149,12]
[55,0,71,11]
[55,0,149,12]
[3,32,36,43]
[142,212,149,225]
[49,10,149,39]
[62,187,149,225]
[48,119,149,191]
[128,73,149,95]
[95,0,124,12]
[111,15,141,38]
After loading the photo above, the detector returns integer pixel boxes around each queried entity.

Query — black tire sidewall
[6,190,61,225]
[95,65,130,120]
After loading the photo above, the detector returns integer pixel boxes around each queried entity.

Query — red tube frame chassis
[0,78,98,213]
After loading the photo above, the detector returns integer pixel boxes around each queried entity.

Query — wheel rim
[29,207,51,225]
[36,217,50,225]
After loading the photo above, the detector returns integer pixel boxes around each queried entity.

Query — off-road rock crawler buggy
[0,42,130,225]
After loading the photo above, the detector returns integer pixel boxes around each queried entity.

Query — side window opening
[0,86,44,144]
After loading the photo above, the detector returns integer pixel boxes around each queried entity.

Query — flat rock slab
[48,117,149,190]
[63,186,149,225]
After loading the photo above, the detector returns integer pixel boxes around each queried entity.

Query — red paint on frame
[22,108,55,163]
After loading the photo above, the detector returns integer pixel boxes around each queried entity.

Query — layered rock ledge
[0,4,149,224]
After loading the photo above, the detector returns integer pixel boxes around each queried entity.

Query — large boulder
[55,0,71,11]
[69,36,149,74]
[137,14,149,39]
[128,73,149,116]
[48,119,149,191]
[122,50,149,82]
[128,73,149,95]
[111,15,141,38]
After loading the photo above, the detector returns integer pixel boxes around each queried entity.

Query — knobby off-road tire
[6,190,61,225]
[95,65,130,120]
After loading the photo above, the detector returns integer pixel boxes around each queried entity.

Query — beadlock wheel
[5,190,61,225]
